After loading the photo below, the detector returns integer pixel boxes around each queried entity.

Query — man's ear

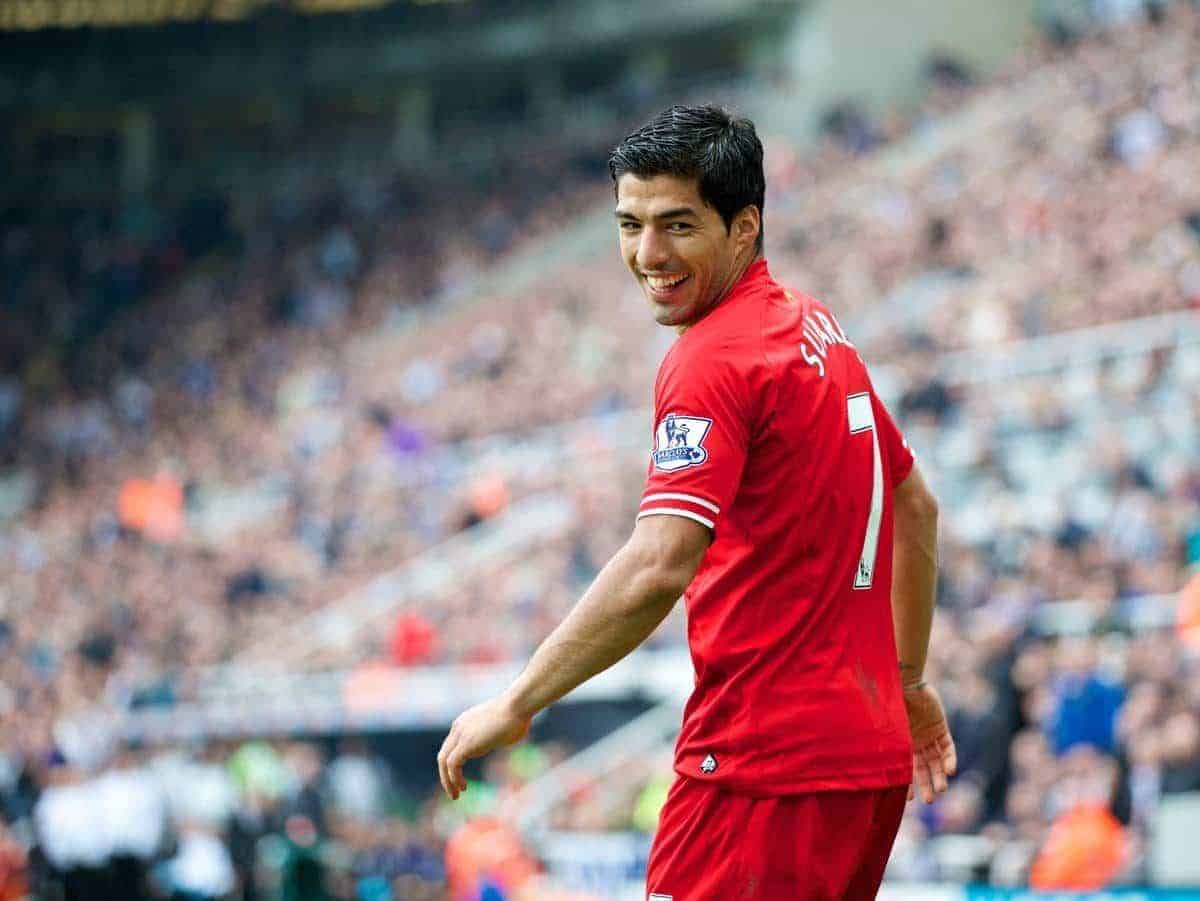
[734,205,761,250]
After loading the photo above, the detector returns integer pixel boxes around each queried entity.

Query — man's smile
[644,272,691,296]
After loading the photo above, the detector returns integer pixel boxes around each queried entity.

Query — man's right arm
[891,464,957,803]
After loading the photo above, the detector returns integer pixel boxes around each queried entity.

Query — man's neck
[675,251,763,335]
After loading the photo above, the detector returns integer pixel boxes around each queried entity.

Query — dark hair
[608,104,765,252]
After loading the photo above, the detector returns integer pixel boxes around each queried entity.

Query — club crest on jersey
[700,754,718,774]
[652,413,712,472]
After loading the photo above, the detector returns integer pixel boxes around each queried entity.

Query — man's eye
[619,221,640,231]
[668,223,693,233]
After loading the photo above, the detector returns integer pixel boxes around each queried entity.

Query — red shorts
[644,776,908,900]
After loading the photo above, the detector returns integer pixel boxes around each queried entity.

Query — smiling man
[437,105,956,900]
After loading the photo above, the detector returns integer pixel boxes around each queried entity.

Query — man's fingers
[439,728,467,801]
[917,741,953,798]
[437,749,448,799]
[928,753,948,795]
[941,735,958,776]
[447,749,468,798]
[914,754,935,804]
[443,724,475,800]
[437,738,454,799]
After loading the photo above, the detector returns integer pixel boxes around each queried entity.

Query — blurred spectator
[1028,804,1129,891]
[0,823,25,901]
[1049,638,1125,756]
[326,739,391,821]
[161,823,236,901]
[445,817,540,901]
[389,613,438,668]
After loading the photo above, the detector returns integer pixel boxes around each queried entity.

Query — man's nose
[637,228,670,271]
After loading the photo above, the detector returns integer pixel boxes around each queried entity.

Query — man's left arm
[436,513,709,799]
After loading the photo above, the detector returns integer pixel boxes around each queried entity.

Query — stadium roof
[0,0,465,31]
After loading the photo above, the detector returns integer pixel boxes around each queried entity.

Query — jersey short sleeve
[638,354,752,532]
[872,393,916,488]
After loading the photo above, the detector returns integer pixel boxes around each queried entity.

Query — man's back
[638,260,914,795]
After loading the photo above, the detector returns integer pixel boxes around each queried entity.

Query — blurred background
[1,0,1199,898]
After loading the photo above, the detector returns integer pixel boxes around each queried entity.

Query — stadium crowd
[1,0,1199,896]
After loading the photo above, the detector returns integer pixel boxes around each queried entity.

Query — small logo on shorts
[700,754,717,774]
[649,895,673,901]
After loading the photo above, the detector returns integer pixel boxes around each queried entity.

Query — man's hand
[903,682,957,804]
[437,696,531,800]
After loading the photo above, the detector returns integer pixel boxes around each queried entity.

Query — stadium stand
[0,0,1198,896]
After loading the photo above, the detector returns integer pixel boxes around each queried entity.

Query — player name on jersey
[797,305,855,378]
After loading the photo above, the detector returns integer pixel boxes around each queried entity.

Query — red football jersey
[639,259,915,795]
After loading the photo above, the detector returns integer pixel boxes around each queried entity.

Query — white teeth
[647,274,687,291]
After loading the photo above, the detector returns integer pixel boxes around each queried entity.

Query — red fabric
[645,776,907,900]
[639,259,913,795]
[389,612,437,666]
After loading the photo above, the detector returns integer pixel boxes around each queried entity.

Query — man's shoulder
[665,325,763,388]
[678,295,770,364]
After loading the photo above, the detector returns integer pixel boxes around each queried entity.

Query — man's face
[615,173,754,331]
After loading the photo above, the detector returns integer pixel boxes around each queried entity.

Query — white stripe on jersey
[636,508,716,530]
[640,493,720,514]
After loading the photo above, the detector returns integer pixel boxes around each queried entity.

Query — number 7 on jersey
[847,392,884,589]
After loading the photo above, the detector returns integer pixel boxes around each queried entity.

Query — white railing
[122,646,692,744]
[939,310,1200,385]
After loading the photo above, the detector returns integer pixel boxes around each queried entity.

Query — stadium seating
[1,2,1198,895]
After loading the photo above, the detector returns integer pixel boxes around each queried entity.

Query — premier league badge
[652,413,713,472]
